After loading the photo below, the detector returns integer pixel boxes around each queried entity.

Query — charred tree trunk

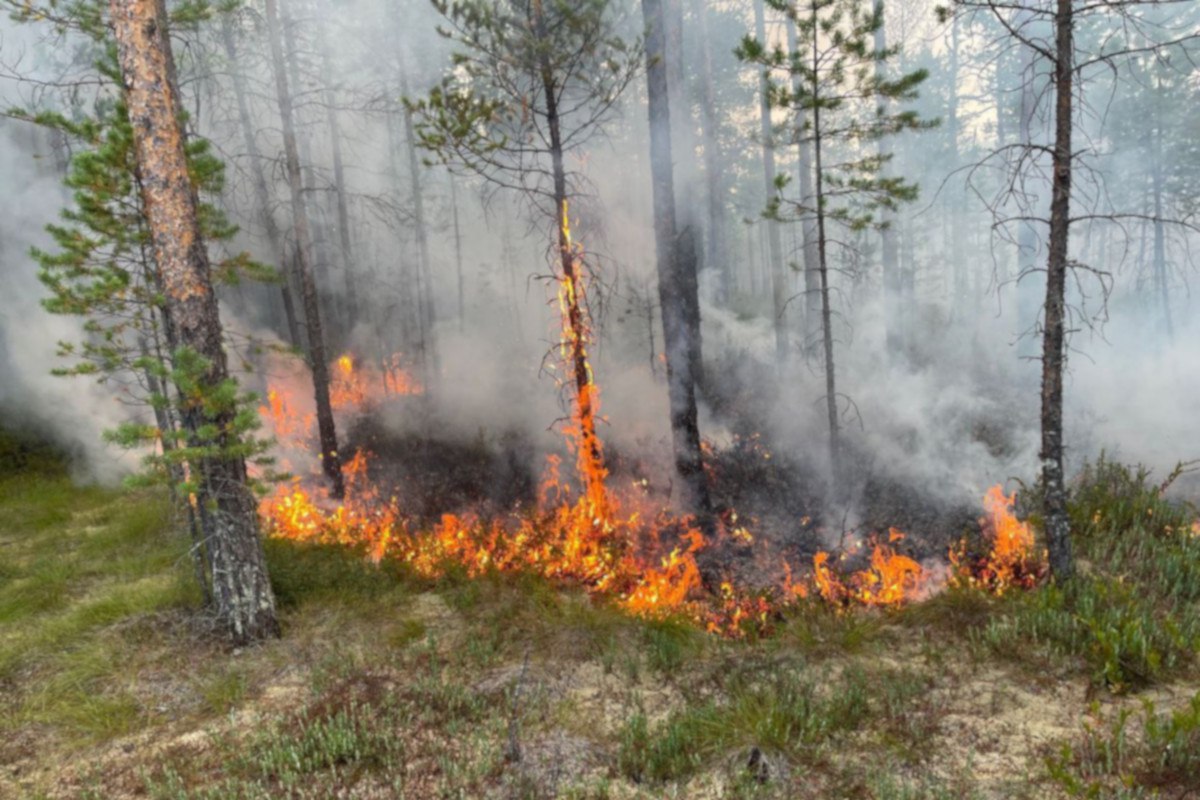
[643,0,713,526]
[533,1,607,515]
[321,44,361,333]
[110,0,279,643]
[1040,0,1075,579]
[265,0,345,499]
[753,0,788,365]
[219,15,304,353]
[786,15,820,358]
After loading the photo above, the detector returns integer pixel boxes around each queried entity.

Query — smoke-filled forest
[1,0,1199,796]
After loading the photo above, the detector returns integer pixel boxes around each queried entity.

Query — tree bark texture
[110,0,279,643]
[1040,0,1075,579]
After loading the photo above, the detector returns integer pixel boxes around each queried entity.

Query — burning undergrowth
[257,213,1042,636]
[255,353,1043,636]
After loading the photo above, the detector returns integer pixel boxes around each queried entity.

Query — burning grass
[255,208,1049,634]
[258,402,1046,638]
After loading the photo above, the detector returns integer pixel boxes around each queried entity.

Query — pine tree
[11,0,280,641]
[739,0,933,489]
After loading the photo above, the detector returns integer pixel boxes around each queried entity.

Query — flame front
[255,212,1042,635]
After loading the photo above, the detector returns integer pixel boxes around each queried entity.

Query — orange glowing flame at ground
[811,529,927,608]
[256,210,1043,635]
[951,485,1044,593]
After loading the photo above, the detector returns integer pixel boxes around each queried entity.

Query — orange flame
[951,485,1044,593]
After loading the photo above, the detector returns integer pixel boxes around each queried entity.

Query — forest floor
[2,433,1200,799]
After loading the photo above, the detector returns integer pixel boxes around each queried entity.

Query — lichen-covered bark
[263,0,345,499]
[109,0,279,644]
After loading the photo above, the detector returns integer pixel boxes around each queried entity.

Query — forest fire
[258,365,1043,635]
[255,208,1041,634]
[330,352,423,410]
[950,485,1045,594]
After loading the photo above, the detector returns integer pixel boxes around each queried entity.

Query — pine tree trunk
[265,0,345,499]
[1041,0,1075,579]
[753,0,788,365]
[220,15,305,353]
[643,0,713,526]
[533,1,607,515]
[808,1,841,486]
[946,14,966,313]
[110,0,279,644]
[385,110,426,365]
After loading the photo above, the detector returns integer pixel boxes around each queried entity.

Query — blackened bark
[110,0,279,644]
[1041,0,1074,579]
[644,0,714,526]
[219,15,304,353]
[753,0,788,365]
[532,0,607,512]
[264,0,345,499]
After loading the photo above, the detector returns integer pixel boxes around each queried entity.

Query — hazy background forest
[1,0,1196,497]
